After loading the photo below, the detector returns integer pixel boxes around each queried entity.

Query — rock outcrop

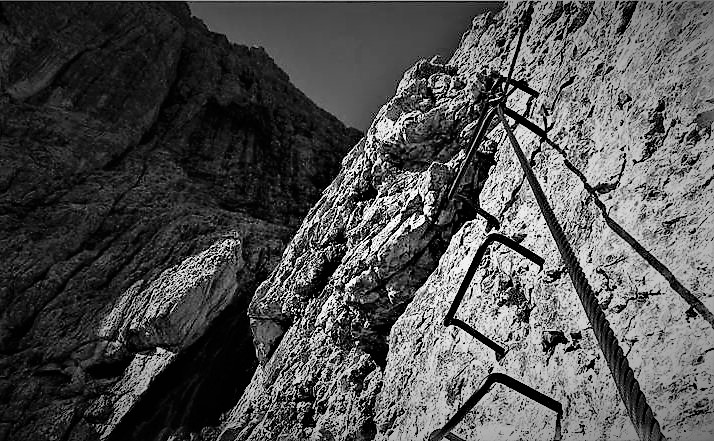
[220,2,714,441]
[0,3,360,441]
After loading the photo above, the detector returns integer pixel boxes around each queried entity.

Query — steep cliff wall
[0,3,361,441]
[222,2,714,440]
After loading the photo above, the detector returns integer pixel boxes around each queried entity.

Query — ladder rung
[444,233,543,328]
[429,373,562,441]
[445,432,467,441]
[449,318,505,360]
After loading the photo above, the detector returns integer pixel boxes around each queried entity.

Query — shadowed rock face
[219,2,714,441]
[0,3,361,441]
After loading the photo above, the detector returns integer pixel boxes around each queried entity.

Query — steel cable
[497,105,666,441]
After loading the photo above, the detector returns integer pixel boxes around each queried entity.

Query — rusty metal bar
[424,105,500,236]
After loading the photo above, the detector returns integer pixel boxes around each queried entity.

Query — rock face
[0,3,360,441]
[220,2,714,441]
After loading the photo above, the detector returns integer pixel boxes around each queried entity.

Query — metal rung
[508,78,540,98]
[450,318,505,360]
[444,432,467,441]
[443,233,543,356]
[502,106,548,140]
[453,194,500,231]
[428,373,563,441]
[475,207,500,231]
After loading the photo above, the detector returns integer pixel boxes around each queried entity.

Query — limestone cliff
[220,2,714,441]
[0,3,360,441]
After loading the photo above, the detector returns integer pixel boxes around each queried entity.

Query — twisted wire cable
[500,107,714,329]
[497,105,666,441]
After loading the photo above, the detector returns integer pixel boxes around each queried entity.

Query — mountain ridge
[0,2,360,440]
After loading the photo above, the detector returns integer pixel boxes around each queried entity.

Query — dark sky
[189,2,501,131]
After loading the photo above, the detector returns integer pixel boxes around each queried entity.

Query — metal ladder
[426,12,666,441]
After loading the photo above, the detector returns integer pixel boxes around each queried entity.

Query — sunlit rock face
[228,54,489,441]
[0,2,360,441]
[221,2,714,441]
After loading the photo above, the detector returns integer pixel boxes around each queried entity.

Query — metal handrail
[423,106,500,236]
[445,106,500,203]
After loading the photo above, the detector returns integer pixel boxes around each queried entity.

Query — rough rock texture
[0,3,360,441]
[222,2,714,441]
